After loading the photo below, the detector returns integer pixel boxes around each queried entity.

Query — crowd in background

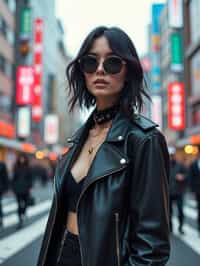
[0,149,200,234]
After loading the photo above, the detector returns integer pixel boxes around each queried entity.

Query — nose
[96,59,105,74]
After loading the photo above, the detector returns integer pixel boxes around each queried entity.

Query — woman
[37,26,170,266]
[12,153,33,229]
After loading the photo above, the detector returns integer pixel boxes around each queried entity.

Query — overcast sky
[56,0,166,58]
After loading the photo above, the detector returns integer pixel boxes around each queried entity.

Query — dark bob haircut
[66,26,150,115]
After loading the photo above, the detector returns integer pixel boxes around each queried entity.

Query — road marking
[187,199,196,209]
[2,200,51,228]
[3,202,18,214]
[0,215,48,264]
[184,205,197,220]
[172,217,200,255]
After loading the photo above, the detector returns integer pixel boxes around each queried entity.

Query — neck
[96,98,119,111]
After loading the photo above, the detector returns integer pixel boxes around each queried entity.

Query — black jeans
[169,194,184,230]
[16,193,29,218]
[56,230,82,266]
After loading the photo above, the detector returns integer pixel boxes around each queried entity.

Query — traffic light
[19,39,30,57]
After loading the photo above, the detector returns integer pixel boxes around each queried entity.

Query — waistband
[64,229,79,242]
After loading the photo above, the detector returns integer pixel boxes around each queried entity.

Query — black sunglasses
[79,54,126,74]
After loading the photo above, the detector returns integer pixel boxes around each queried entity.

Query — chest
[70,134,107,183]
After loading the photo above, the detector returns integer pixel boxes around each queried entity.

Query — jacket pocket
[115,212,121,266]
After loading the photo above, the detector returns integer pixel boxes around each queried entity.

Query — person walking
[188,151,200,235]
[37,26,170,266]
[0,160,9,228]
[12,153,33,229]
[168,147,187,234]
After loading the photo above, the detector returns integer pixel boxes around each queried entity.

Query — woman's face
[83,36,127,106]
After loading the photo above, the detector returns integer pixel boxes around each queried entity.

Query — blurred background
[0,0,200,265]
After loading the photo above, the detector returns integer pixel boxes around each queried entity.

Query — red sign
[168,82,185,130]
[16,66,34,105]
[0,120,15,138]
[32,18,43,122]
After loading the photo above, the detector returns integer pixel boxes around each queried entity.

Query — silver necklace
[88,128,109,154]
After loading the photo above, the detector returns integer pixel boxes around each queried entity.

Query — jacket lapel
[56,110,132,193]
[83,142,130,189]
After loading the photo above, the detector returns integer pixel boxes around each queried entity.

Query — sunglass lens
[79,56,97,73]
[104,57,123,74]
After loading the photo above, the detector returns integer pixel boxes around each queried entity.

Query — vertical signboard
[168,82,185,130]
[44,114,59,144]
[16,66,34,105]
[32,18,43,122]
[16,106,31,138]
[20,7,32,39]
[151,3,165,94]
[168,0,183,28]
[170,32,183,72]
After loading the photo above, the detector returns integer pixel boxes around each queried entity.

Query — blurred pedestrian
[37,26,170,266]
[168,147,187,234]
[12,153,33,229]
[188,151,200,235]
[0,160,9,228]
[32,164,48,186]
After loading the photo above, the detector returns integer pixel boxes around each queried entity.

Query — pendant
[88,147,94,154]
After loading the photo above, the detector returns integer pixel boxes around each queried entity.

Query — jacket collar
[67,109,158,146]
[67,109,133,145]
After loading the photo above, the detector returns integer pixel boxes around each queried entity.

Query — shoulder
[127,113,164,144]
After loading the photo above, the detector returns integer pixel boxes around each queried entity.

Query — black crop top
[64,171,85,212]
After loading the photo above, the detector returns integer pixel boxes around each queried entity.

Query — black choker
[93,105,119,125]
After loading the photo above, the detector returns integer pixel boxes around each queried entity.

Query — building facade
[0,0,16,162]
[183,0,200,147]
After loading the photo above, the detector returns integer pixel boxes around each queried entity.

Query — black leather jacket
[37,111,170,266]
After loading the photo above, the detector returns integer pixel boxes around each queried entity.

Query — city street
[0,182,199,266]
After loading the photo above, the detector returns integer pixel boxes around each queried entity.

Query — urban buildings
[147,0,199,164]
[0,0,82,166]
[0,0,16,162]
[183,0,200,147]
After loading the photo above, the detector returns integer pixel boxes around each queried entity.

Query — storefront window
[192,104,200,126]
[0,55,6,73]
[190,50,200,96]
[4,0,16,13]
[189,0,200,44]
[0,17,7,38]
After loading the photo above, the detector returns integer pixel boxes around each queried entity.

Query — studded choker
[93,104,119,125]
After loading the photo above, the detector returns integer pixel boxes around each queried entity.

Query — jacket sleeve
[127,131,170,266]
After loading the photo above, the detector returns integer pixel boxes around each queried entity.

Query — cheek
[111,72,126,91]
[84,74,93,92]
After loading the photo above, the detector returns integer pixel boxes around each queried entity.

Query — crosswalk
[0,196,51,264]
[0,194,199,265]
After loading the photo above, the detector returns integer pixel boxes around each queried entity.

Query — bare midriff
[66,211,79,235]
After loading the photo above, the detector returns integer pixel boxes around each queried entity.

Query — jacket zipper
[56,229,67,263]
[41,176,58,266]
[115,212,120,266]
[76,165,127,266]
